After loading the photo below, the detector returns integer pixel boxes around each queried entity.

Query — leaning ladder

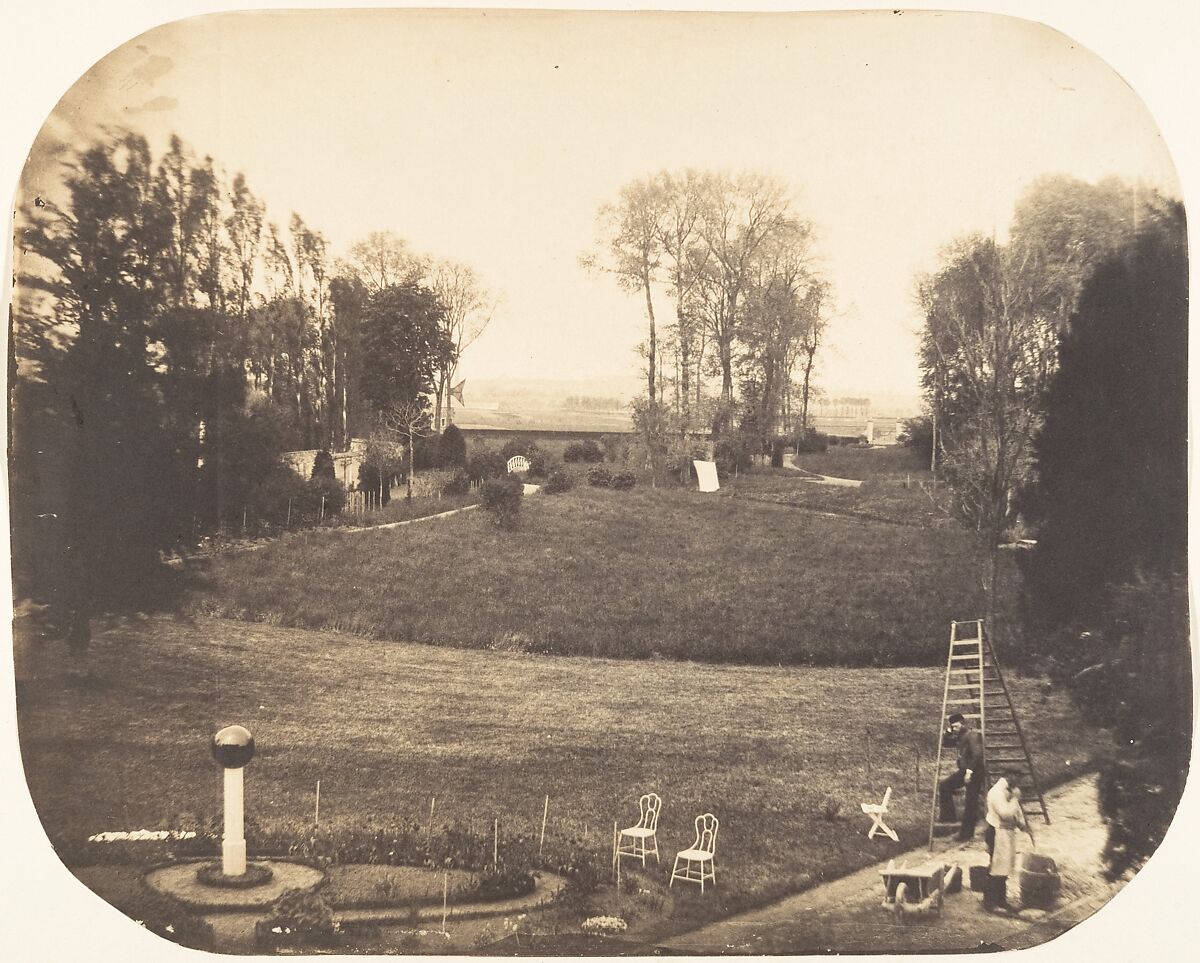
[927,619,1049,849]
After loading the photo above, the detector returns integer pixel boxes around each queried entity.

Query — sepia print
[4,2,1194,958]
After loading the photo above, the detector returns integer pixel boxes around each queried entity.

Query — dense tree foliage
[1020,202,1187,631]
[10,128,482,640]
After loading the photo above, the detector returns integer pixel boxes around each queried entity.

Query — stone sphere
[211,725,255,769]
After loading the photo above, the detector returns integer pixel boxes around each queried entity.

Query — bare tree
[583,177,666,404]
[694,171,792,416]
[341,230,426,295]
[428,259,493,431]
[380,398,432,502]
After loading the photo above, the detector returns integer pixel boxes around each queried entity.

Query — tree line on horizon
[10,128,492,642]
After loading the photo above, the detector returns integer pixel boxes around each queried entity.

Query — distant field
[17,615,1110,924]
[189,466,1009,666]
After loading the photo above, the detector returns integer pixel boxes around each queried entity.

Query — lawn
[17,614,1111,930]
[188,475,1008,666]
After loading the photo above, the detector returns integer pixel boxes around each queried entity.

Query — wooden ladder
[927,619,1049,849]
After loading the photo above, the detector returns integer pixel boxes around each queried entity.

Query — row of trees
[916,175,1189,877]
[11,129,492,643]
[585,169,830,446]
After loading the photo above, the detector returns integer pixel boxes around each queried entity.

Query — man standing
[937,712,986,840]
[984,770,1028,912]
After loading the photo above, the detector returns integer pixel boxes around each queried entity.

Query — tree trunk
[643,271,657,404]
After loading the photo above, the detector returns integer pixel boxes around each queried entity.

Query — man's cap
[948,712,965,725]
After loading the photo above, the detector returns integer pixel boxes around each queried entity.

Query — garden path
[783,455,864,488]
[657,773,1122,954]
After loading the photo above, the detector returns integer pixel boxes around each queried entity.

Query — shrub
[413,432,443,470]
[713,435,754,479]
[794,427,829,453]
[586,465,613,488]
[308,475,346,517]
[311,449,336,482]
[467,448,507,483]
[257,889,336,947]
[442,470,472,497]
[131,889,216,951]
[499,438,536,462]
[544,469,574,494]
[480,474,524,528]
[439,424,467,467]
[527,448,550,477]
[564,439,604,463]
[610,469,636,491]
[770,436,787,468]
[468,864,537,902]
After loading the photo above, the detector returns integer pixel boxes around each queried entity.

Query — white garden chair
[670,813,718,892]
[617,792,662,867]
[861,786,899,841]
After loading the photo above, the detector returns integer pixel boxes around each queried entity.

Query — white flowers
[87,830,198,842]
[582,916,627,936]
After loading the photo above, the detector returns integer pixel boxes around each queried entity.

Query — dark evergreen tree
[1020,202,1188,633]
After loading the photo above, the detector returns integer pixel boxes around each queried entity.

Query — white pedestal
[223,767,246,876]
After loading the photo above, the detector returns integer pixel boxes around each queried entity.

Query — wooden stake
[315,779,321,826]
[429,796,436,848]
[320,494,326,523]
[539,795,549,856]
[441,870,449,935]
[914,748,921,798]
[866,727,873,777]
[286,498,293,529]
[612,821,618,881]
[493,818,499,869]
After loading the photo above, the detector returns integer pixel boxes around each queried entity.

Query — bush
[442,470,472,497]
[794,428,829,453]
[311,449,336,482]
[713,435,754,479]
[308,475,347,517]
[257,889,336,947]
[564,439,604,463]
[544,469,574,494]
[770,436,787,468]
[480,474,524,528]
[469,864,537,902]
[499,438,535,463]
[586,465,613,488]
[132,888,216,951]
[439,424,467,467]
[467,448,507,483]
[527,448,550,477]
[610,470,636,491]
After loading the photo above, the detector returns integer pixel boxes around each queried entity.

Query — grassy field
[188,474,1008,665]
[724,446,955,528]
[17,615,1110,926]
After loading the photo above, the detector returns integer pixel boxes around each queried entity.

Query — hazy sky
[19,7,1182,401]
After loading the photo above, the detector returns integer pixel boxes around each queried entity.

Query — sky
[14,5,1181,406]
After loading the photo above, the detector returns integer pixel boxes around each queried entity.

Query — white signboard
[693,459,720,493]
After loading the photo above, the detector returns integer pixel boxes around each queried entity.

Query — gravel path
[658,773,1121,954]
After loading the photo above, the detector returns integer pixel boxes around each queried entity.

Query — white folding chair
[861,786,899,841]
[670,813,718,892]
[617,792,662,867]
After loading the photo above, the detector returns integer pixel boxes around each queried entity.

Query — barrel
[1019,853,1061,908]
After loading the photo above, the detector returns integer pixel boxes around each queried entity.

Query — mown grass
[725,448,952,528]
[18,615,1110,926]
[188,477,1007,666]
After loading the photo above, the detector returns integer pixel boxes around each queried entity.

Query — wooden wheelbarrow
[880,860,962,920]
